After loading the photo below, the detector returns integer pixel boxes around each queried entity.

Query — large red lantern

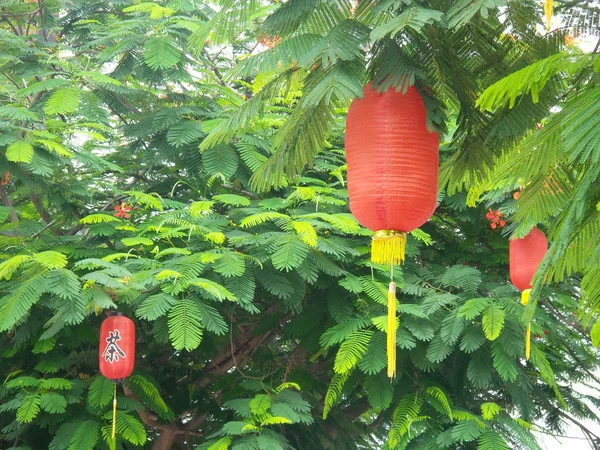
[509,227,548,360]
[346,84,439,378]
[99,312,135,440]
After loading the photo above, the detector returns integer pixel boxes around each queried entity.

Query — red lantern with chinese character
[100,313,135,380]
[345,84,439,378]
[509,227,548,360]
[99,312,135,441]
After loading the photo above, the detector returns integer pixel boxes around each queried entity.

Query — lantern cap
[110,311,124,316]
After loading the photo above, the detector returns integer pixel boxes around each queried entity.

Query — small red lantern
[99,312,135,441]
[100,313,135,380]
[346,84,439,378]
[509,227,548,360]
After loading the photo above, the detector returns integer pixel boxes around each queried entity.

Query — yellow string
[372,231,406,266]
[544,0,553,30]
[387,282,397,379]
[521,289,532,360]
[112,382,117,440]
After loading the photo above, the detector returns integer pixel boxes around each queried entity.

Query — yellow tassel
[544,0,553,30]
[112,382,117,440]
[387,282,397,379]
[521,289,532,360]
[372,231,406,266]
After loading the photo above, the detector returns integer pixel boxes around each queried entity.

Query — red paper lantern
[346,84,439,265]
[99,313,135,381]
[510,227,548,291]
[509,227,548,360]
[345,84,439,379]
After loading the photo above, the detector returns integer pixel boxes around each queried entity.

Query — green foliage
[0,1,598,449]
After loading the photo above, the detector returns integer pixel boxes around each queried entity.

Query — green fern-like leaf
[40,392,67,414]
[168,298,204,351]
[144,37,181,70]
[388,394,423,448]
[69,420,100,450]
[6,140,34,163]
[371,6,443,41]
[334,329,373,373]
[87,376,113,411]
[16,394,41,423]
[136,292,177,320]
[197,301,228,335]
[271,235,310,271]
[0,274,47,332]
[482,303,505,341]
[478,431,509,450]
[101,411,146,445]
[166,120,204,147]
[44,88,81,115]
[323,370,351,419]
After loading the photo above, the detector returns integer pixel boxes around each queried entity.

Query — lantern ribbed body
[345,85,439,233]
[99,315,136,381]
[509,228,548,291]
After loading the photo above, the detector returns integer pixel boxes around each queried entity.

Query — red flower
[513,186,523,200]
[1,172,9,185]
[258,34,280,49]
[114,202,131,219]
[486,209,505,229]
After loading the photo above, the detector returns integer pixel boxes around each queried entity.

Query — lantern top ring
[373,230,406,240]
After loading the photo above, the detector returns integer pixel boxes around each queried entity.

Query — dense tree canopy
[0,1,599,449]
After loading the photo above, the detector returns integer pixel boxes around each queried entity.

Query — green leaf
[16,394,41,423]
[189,278,236,301]
[388,395,423,447]
[33,251,68,269]
[371,6,443,41]
[365,374,393,410]
[101,411,146,445]
[478,431,510,450]
[121,237,154,246]
[166,120,203,147]
[144,37,181,70]
[80,214,121,224]
[203,145,239,179]
[197,301,228,335]
[249,394,272,416]
[136,293,177,320]
[482,303,505,341]
[591,317,600,347]
[334,329,373,373]
[358,331,387,375]
[213,194,251,207]
[214,252,246,277]
[70,420,100,450]
[481,402,500,420]
[44,88,81,115]
[6,140,34,163]
[40,392,67,414]
[88,376,113,411]
[271,235,310,271]
[451,420,482,443]
[168,298,203,351]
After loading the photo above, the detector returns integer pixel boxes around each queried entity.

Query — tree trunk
[152,426,179,450]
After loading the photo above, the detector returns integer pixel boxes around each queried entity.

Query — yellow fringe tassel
[521,289,532,360]
[544,0,553,30]
[387,282,397,379]
[112,382,117,440]
[372,231,406,266]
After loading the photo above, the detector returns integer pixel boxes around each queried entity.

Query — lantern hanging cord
[521,289,532,360]
[112,382,117,440]
[387,282,397,379]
